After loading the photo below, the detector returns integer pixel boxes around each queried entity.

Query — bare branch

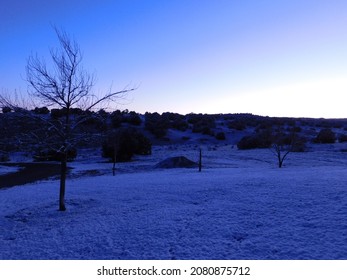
[3,26,135,211]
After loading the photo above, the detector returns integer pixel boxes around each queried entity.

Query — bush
[102,128,152,162]
[124,111,142,126]
[237,131,272,150]
[145,112,169,138]
[110,110,123,128]
[189,114,215,135]
[33,148,77,162]
[338,134,347,143]
[51,108,66,119]
[291,137,307,152]
[215,132,226,140]
[0,151,10,162]
[228,120,246,131]
[33,107,49,114]
[314,128,336,144]
[2,106,12,113]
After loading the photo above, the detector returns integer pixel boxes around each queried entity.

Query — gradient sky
[1,0,347,118]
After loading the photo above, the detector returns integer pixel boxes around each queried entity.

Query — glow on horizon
[1,0,347,118]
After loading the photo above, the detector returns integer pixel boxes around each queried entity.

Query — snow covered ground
[0,165,22,176]
[1,144,347,259]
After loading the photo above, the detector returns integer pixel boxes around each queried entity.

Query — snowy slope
[1,145,347,259]
[0,166,22,176]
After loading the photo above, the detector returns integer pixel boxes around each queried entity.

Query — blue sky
[1,0,347,118]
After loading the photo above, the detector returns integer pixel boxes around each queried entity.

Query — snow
[0,165,22,176]
[1,145,347,259]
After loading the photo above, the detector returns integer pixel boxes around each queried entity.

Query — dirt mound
[155,156,198,169]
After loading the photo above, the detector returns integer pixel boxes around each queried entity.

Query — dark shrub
[215,132,226,140]
[2,106,12,113]
[291,137,307,152]
[314,128,336,144]
[187,113,201,124]
[189,114,215,135]
[290,126,302,133]
[70,108,84,115]
[82,113,107,132]
[33,147,77,162]
[193,125,214,136]
[0,151,10,162]
[102,128,152,162]
[228,120,246,131]
[124,111,142,126]
[338,134,347,143]
[237,131,272,150]
[33,107,49,114]
[172,118,188,131]
[97,109,109,119]
[51,108,67,119]
[110,110,123,128]
[145,112,169,138]
[160,112,188,131]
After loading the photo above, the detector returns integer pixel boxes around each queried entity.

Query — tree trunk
[112,161,116,176]
[199,148,202,172]
[59,153,67,211]
[278,153,282,168]
[112,147,117,176]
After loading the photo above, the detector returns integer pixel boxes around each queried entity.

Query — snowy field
[0,165,22,176]
[1,144,347,259]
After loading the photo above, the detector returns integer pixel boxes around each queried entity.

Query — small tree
[270,142,291,168]
[269,128,305,168]
[1,27,134,211]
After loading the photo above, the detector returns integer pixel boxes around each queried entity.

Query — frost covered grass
[0,165,22,176]
[1,145,347,260]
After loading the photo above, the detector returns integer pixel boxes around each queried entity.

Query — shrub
[70,108,84,115]
[102,128,152,162]
[289,126,302,133]
[338,134,347,143]
[314,128,336,144]
[124,111,142,126]
[215,132,226,140]
[291,137,307,152]
[110,110,123,128]
[145,112,169,138]
[33,107,50,114]
[51,108,67,119]
[228,120,246,131]
[2,106,12,113]
[237,131,272,150]
[0,151,10,162]
[81,113,107,132]
[97,109,109,119]
[33,147,77,162]
[189,114,215,135]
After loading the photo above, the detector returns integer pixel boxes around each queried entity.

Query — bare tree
[269,127,305,168]
[1,27,134,211]
[270,142,291,168]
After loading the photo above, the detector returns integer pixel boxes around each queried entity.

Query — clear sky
[1,0,347,118]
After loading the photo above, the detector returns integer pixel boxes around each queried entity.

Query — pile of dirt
[155,156,198,169]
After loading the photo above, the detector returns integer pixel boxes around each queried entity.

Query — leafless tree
[1,27,134,211]
[269,128,305,168]
[270,142,291,168]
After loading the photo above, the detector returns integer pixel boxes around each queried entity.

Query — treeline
[1,107,347,163]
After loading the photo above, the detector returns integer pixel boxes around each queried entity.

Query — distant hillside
[2,107,347,162]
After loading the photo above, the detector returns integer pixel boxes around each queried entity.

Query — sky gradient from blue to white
[1,0,347,118]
